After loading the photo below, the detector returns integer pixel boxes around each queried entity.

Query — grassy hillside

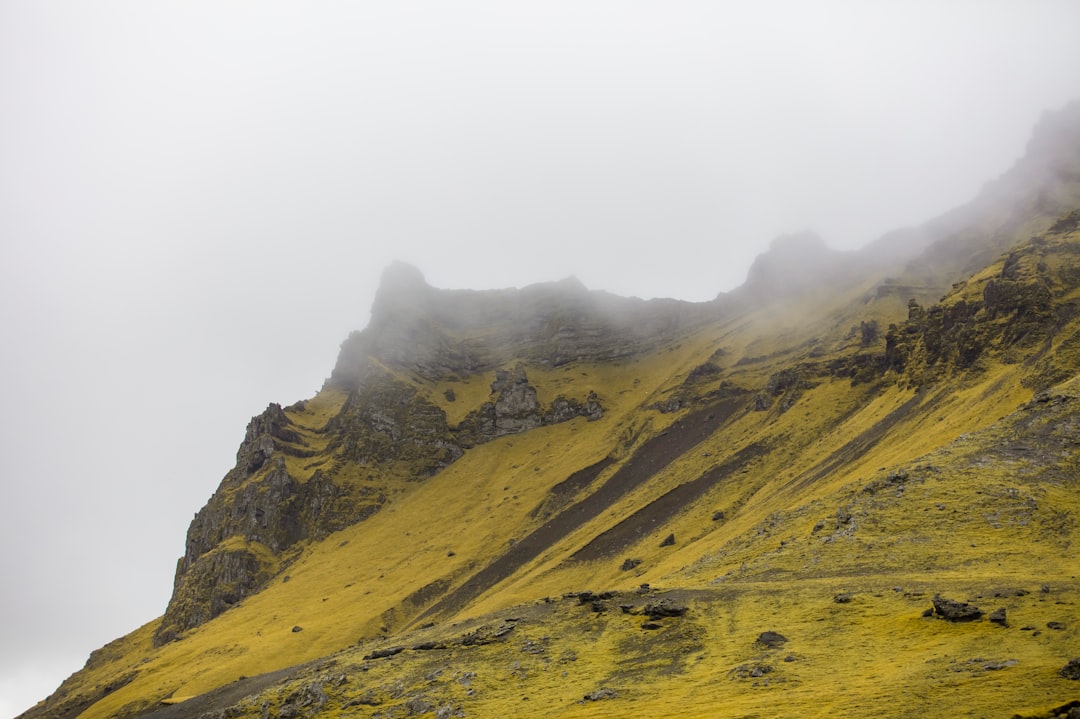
[21,106,1080,719]
[22,214,1080,719]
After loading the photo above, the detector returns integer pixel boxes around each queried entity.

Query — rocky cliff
[329,262,711,386]
[154,265,668,646]
[22,101,1080,719]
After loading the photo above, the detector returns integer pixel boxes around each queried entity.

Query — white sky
[1,2,1079,715]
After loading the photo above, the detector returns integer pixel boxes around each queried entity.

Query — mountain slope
[21,102,1080,719]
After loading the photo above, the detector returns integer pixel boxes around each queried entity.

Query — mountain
[21,101,1080,719]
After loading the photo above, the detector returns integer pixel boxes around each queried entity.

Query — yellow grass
[54,223,1080,719]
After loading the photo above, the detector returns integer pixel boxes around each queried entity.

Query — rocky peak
[369,261,432,325]
[235,403,300,476]
[328,267,710,388]
[739,231,846,302]
[1023,98,1080,171]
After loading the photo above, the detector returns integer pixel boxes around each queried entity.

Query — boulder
[931,595,984,621]
[1060,659,1080,680]
[756,631,788,649]
[364,646,405,660]
[643,599,688,619]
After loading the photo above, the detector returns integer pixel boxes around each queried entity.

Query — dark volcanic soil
[414,397,747,622]
[128,665,305,719]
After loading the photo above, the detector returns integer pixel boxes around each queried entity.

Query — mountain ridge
[21,101,1080,719]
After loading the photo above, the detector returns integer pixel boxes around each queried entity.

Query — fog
[2,2,1079,715]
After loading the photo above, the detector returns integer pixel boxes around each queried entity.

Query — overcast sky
[2,2,1079,715]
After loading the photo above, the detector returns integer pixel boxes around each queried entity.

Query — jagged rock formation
[155,272,633,645]
[156,341,613,645]
[235,403,298,474]
[455,363,602,447]
[154,272,621,645]
[154,404,356,645]
[326,372,462,476]
[23,101,1080,719]
[329,263,712,387]
[878,221,1080,388]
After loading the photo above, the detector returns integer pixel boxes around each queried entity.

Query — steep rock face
[153,268,642,647]
[235,402,300,475]
[154,405,353,646]
[154,457,352,645]
[171,404,311,573]
[155,541,277,645]
[155,283,619,645]
[327,370,463,477]
[328,265,711,387]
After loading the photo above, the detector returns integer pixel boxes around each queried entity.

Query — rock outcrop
[327,371,463,477]
[328,264,711,388]
[155,540,277,645]
[154,450,359,645]
[455,364,602,447]
[881,226,1079,388]
[235,402,300,475]
[154,199,1080,648]
[22,101,1080,719]
[930,595,984,622]
[155,279,619,646]
[154,399,382,647]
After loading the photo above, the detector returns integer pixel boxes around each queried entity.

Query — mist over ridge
[5,2,1080,716]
